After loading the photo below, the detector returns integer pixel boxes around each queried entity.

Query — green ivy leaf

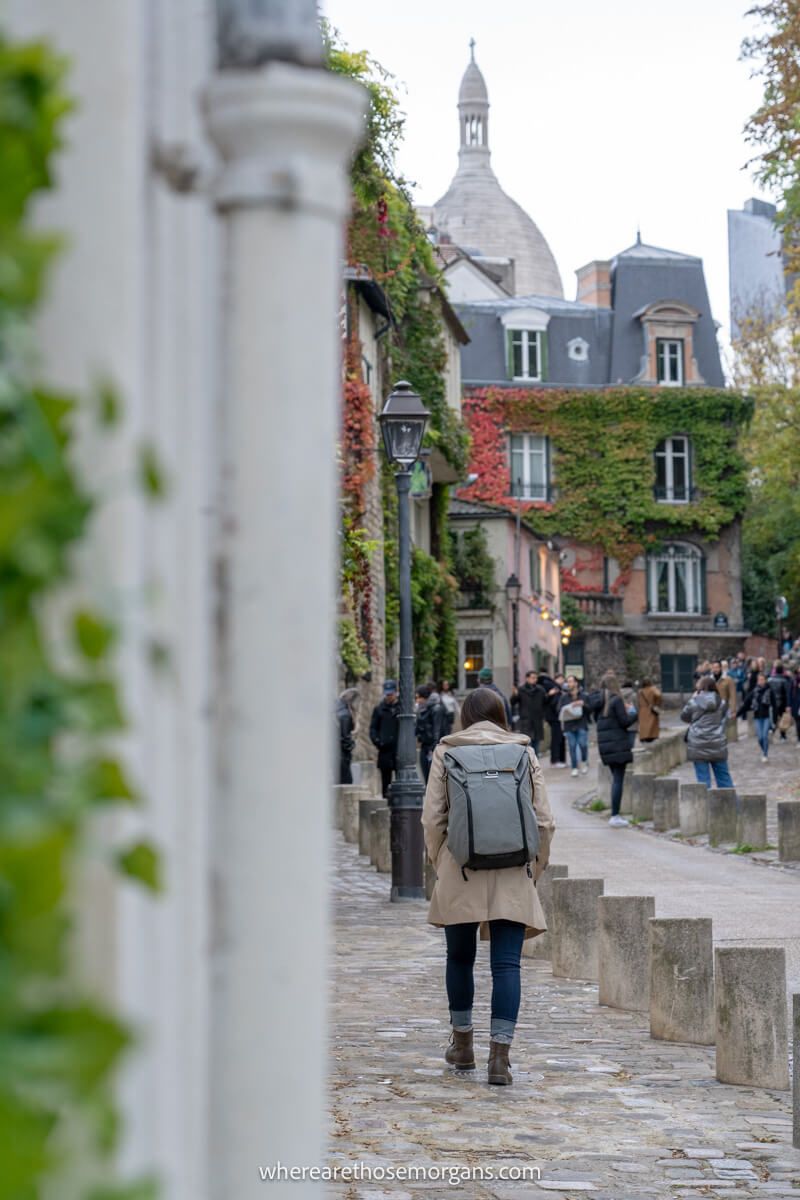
[116,841,162,893]
[74,610,116,660]
[137,443,168,501]
[95,380,122,428]
[85,758,138,806]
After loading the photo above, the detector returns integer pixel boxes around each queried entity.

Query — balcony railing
[574,592,624,625]
[510,482,554,502]
[455,589,492,611]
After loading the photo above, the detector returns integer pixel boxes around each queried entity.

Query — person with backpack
[768,662,791,741]
[416,684,445,783]
[476,666,512,726]
[421,687,555,1086]
[369,681,400,798]
[558,674,589,776]
[737,671,777,762]
[587,673,638,827]
[681,676,734,788]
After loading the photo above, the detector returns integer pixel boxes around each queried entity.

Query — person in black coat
[370,680,400,797]
[544,673,567,767]
[768,663,791,740]
[517,670,546,754]
[336,688,359,785]
[587,673,637,826]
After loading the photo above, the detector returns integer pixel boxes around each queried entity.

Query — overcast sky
[322,0,770,350]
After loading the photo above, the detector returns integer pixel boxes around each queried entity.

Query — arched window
[647,543,705,615]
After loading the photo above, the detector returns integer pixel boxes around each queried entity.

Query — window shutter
[700,554,707,615]
[540,331,548,381]
[506,329,515,378]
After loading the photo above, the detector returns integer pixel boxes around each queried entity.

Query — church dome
[432,47,563,299]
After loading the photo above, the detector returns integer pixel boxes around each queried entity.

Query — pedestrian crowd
[334,638,798,1087]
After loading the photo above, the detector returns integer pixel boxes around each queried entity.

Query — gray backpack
[443,743,540,879]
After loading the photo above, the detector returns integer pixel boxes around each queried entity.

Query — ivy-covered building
[426,50,752,694]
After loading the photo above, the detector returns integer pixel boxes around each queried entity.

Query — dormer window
[655,436,691,502]
[657,338,684,386]
[510,329,542,381]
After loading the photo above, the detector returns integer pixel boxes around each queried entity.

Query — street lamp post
[505,572,521,688]
[379,381,430,901]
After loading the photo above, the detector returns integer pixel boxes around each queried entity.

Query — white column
[202,64,365,1198]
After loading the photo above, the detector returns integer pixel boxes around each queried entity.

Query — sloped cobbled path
[327,836,800,1200]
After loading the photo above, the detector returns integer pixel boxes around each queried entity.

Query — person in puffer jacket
[680,676,734,789]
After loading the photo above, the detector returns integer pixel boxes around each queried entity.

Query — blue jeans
[566,727,588,768]
[445,919,526,1044]
[693,759,734,789]
[754,717,771,757]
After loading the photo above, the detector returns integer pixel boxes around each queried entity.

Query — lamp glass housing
[505,573,522,605]
[379,381,430,467]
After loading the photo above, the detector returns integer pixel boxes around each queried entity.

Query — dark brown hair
[460,686,508,731]
[697,676,718,693]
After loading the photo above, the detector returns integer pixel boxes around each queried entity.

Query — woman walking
[637,677,662,743]
[559,674,590,776]
[737,672,777,762]
[336,687,359,784]
[590,673,638,827]
[421,687,555,1086]
[681,676,733,788]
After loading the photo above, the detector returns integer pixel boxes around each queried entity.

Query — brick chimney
[575,260,612,308]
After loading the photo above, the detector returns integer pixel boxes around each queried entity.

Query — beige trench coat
[421,721,555,940]
[637,685,662,741]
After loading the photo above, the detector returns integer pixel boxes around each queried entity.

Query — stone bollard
[708,788,738,846]
[715,947,789,1089]
[332,784,348,831]
[598,895,656,1012]
[522,864,568,961]
[341,785,370,844]
[551,878,605,981]
[726,716,739,742]
[737,794,767,850]
[631,773,656,821]
[369,806,391,872]
[359,797,385,857]
[679,782,709,837]
[793,994,799,1149]
[352,760,378,792]
[778,801,800,862]
[653,777,680,832]
[649,917,715,1045]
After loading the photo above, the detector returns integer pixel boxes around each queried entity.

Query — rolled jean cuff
[490,1017,515,1044]
[450,1008,473,1031]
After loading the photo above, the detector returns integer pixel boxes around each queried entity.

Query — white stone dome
[432,48,563,299]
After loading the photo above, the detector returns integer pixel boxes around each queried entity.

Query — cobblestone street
[328,831,800,1199]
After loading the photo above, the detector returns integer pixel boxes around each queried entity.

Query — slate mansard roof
[456,240,725,389]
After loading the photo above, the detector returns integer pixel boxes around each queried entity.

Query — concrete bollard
[598,895,656,1012]
[778,801,800,862]
[341,785,370,844]
[679,782,709,837]
[551,878,605,981]
[737,794,767,850]
[793,994,799,1148]
[352,760,379,792]
[359,797,385,857]
[332,784,349,831]
[715,947,789,1089]
[522,864,568,961]
[649,917,715,1045]
[369,806,391,872]
[631,773,656,821]
[653,777,680,832]
[726,716,738,742]
[708,788,738,846]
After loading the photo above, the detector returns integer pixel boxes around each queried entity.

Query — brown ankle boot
[445,1028,475,1070]
[487,1040,512,1085]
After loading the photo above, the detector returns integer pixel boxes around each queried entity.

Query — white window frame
[510,329,542,381]
[654,435,691,503]
[656,337,684,386]
[510,433,550,501]
[647,543,704,615]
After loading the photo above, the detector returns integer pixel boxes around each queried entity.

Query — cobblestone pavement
[328,836,800,1200]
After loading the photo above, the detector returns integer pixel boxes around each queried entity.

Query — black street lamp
[379,381,430,901]
[505,572,521,688]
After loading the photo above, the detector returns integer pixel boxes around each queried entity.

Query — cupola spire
[458,42,489,156]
